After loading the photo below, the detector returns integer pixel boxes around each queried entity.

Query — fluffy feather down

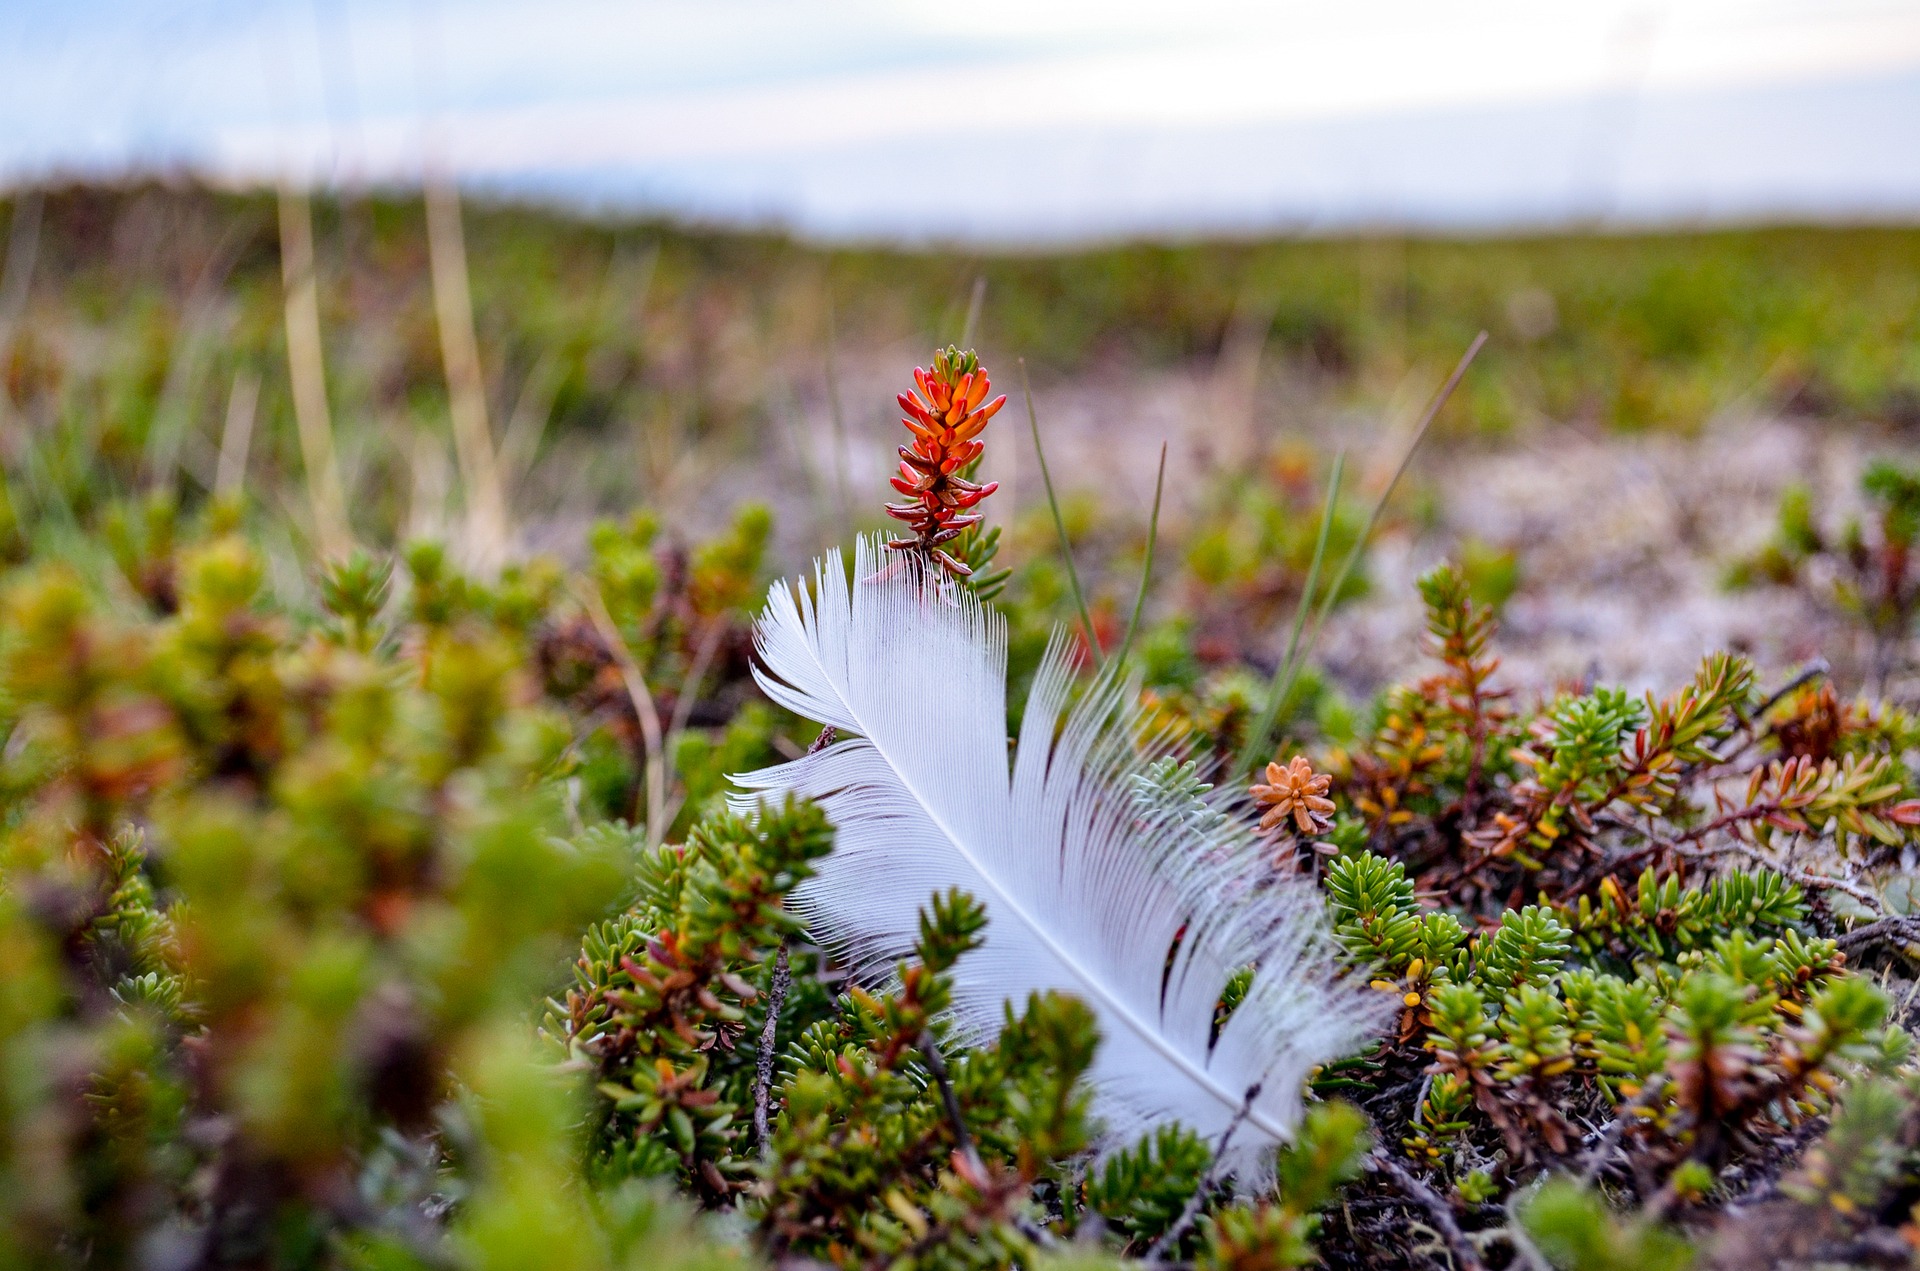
[735,538,1386,1175]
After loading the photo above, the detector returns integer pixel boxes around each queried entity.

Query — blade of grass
[145,212,254,491]
[1234,330,1487,777]
[577,580,668,849]
[824,297,854,544]
[277,185,352,560]
[0,190,42,370]
[654,614,730,836]
[1237,450,1344,775]
[777,384,835,549]
[0,189,38,446]
[1297,330,1488,657]
[497,350,561,491]
[960,274,987,347]
[425,177,509,571]
[1020,358,1100,666]
[215,370,261,498]
[1275,448,1345,688]
[1115,441,1167,669]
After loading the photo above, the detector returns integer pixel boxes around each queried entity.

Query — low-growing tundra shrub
[0,349,1914,1271]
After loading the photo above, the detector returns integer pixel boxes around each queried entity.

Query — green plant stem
[960,274,986,347]
[1020,358,1100,666]
[1237,451,1344,775]
[1236,331,1488,777]
[1301,331,1488,654]
[276,185,352,559]
[1115,441,1167,669]
[824,297,854,545]
[576,580,667,847]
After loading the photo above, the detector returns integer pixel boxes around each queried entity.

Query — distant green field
[3,185,1918,556]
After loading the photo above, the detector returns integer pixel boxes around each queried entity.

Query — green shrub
[0,323,1917,1271]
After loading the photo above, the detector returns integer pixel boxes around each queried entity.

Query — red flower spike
[882,346,1005,579]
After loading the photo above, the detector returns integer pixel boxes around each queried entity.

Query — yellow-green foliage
[0,488,1393,1271]
[0,504,782,1268]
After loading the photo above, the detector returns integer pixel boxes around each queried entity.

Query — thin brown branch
[1144,1083,1263,1262]
[667,616,729,743]
[1368,1150,1487,1271]
[1675,840,1889,914]
[916,1030,981,1173]
[576,581,667,846]
[1835,914,1920,955]
[1574,1075,1668,1186]
[914,1028,1058,1253]
[1665,803,1776,850]
[1717,659,1832,768]
[752,940,792,1152]
[1753,658,1833,721]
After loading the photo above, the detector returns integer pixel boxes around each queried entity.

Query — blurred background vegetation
[6,185,1919,577]
[4,180,1920,1270]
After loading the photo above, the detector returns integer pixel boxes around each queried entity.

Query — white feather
[734,538,1387,1175]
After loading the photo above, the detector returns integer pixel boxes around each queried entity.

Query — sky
[4,0,1919,243]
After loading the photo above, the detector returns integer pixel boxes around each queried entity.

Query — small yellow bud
[884,1189,930,1238]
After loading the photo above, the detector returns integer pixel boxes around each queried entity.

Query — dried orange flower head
[884,346,1005,578]
[1252,755,1336,836]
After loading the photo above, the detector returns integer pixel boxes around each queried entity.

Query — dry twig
[752,941,792,1152]
[276,186,351,558]
[1143,1084,1263,1262]
[576,581,667,846]
[425,179,509,569]
[1367,1150,1488,1271]
[1836,914,1920,955]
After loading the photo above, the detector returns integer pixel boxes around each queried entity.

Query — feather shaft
[737,537,1385,1173]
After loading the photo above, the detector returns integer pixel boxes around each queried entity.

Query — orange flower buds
[884,346,1005,578]
[1251,755,1337,836]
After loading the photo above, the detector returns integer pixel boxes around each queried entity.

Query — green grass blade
[960,274,986,347]
[1234,330,1487,778]
[1296,330,1488,661]
[1020,358,1101,667]
[1237,450,1344,776]
[823,296,854,545]
[1115,441,1167,669]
